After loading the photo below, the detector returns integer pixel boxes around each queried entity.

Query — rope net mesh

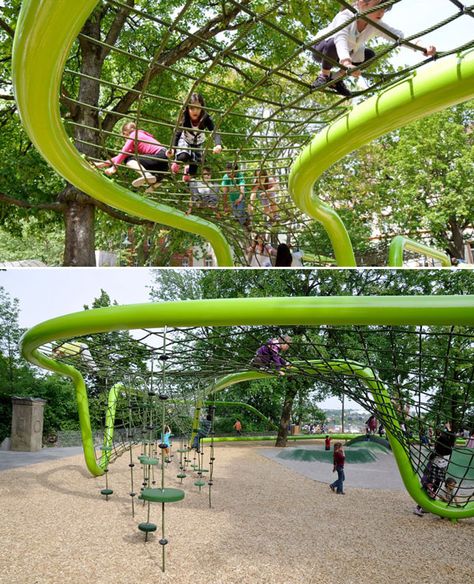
[63,0,474,265]
[45,322,474,508]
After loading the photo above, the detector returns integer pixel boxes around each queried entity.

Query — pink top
[111,130,165,166]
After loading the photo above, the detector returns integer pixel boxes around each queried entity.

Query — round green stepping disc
[177,448,188,453]
[177,473,187,479]
[100,446,112,451]
[138,456,160,465]
[140,488,185,503]
[194,480,206,487]
[138,522,157,533]
[100,489,113,496]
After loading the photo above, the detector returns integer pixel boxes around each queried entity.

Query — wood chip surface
[1,442,473,584]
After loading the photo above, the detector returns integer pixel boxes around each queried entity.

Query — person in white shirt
[311,0,436,97]
[247,234,276,267]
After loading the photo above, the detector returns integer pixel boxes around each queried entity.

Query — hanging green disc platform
[140,488,185,503]
[138,456,160,465]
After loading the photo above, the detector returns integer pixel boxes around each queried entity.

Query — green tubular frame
[12,0,233,266]
[196,360,474,519]
[289,48,474,266]
[388,236,451,267]
[100,382,123,468]
[13,2,474,267]
[20,295,474,519]
[203,400,279,430]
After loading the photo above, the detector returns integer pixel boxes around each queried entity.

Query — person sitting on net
[94,121,169,190]
[169,93,222,182]
[191,412,213,451]
[246,234,276,267]
[186,166,219,215]
[311,0,436,97]
[253,335,291,375]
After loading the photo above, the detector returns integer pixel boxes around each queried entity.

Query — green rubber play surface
[277,441,390,464]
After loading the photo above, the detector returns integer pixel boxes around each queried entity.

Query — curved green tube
[204,401,279,430]
[12,0,233,266]
[289,48,474,266]
[388,236,451,267]
[100,382,124,469]
[201,361,474,520]
[20,295,474,514]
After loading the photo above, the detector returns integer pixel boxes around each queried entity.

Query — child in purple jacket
[253,335,291,375]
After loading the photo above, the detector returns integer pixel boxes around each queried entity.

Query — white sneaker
[413,508,424,517]
[132,174,157,188]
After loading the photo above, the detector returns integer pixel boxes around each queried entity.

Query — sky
[384,0,473,68]
[0,268,154,328]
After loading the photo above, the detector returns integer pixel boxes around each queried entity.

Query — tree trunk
[61,186,96,266]
[447,216,465,259]
[275,382,298,447]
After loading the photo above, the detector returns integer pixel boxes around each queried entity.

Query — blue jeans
[331,466,345,494]
[231,199,249,226]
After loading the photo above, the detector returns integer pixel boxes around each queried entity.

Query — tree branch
[0,193,64,212]
[102,1,251,132]
[94,198,154,226]
[101,0,135,61]
[0,17,14,38]
[0,191,154,227]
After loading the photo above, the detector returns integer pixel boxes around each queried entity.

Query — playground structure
[11,0,474,266]
[21,294,474,523]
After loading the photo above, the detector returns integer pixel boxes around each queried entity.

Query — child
[438,478,461,507]
[170,93,222,181]
[329,442,345,494]
[186,166,219,215]
[325,435,331,451]
[161,425,172,462]
[95,121,169,188]
[253,335,291,375]
[275,244,293,267]
[367,414,378,435]
[311,0,436,97]
[466,430,474,448]
[221,162,250,228]
[246,234,276,267]
[249,169,279,224]
[413,452,437,516]
[191,412,213,452]
[52,341,98,371]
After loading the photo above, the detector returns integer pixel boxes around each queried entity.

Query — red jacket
[333,450,345,467]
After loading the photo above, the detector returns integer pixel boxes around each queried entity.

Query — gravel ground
[0,442,473,584]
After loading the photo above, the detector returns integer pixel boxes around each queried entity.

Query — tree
[0,286,79,441]
[0,286,22,383]
[1,0,343,265]
[148,269,474,444]
[81,289,150,395]
[382,103,474,259]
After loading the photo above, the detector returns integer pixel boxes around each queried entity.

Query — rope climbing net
[13,0,474,265]
[34,312,474,513]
